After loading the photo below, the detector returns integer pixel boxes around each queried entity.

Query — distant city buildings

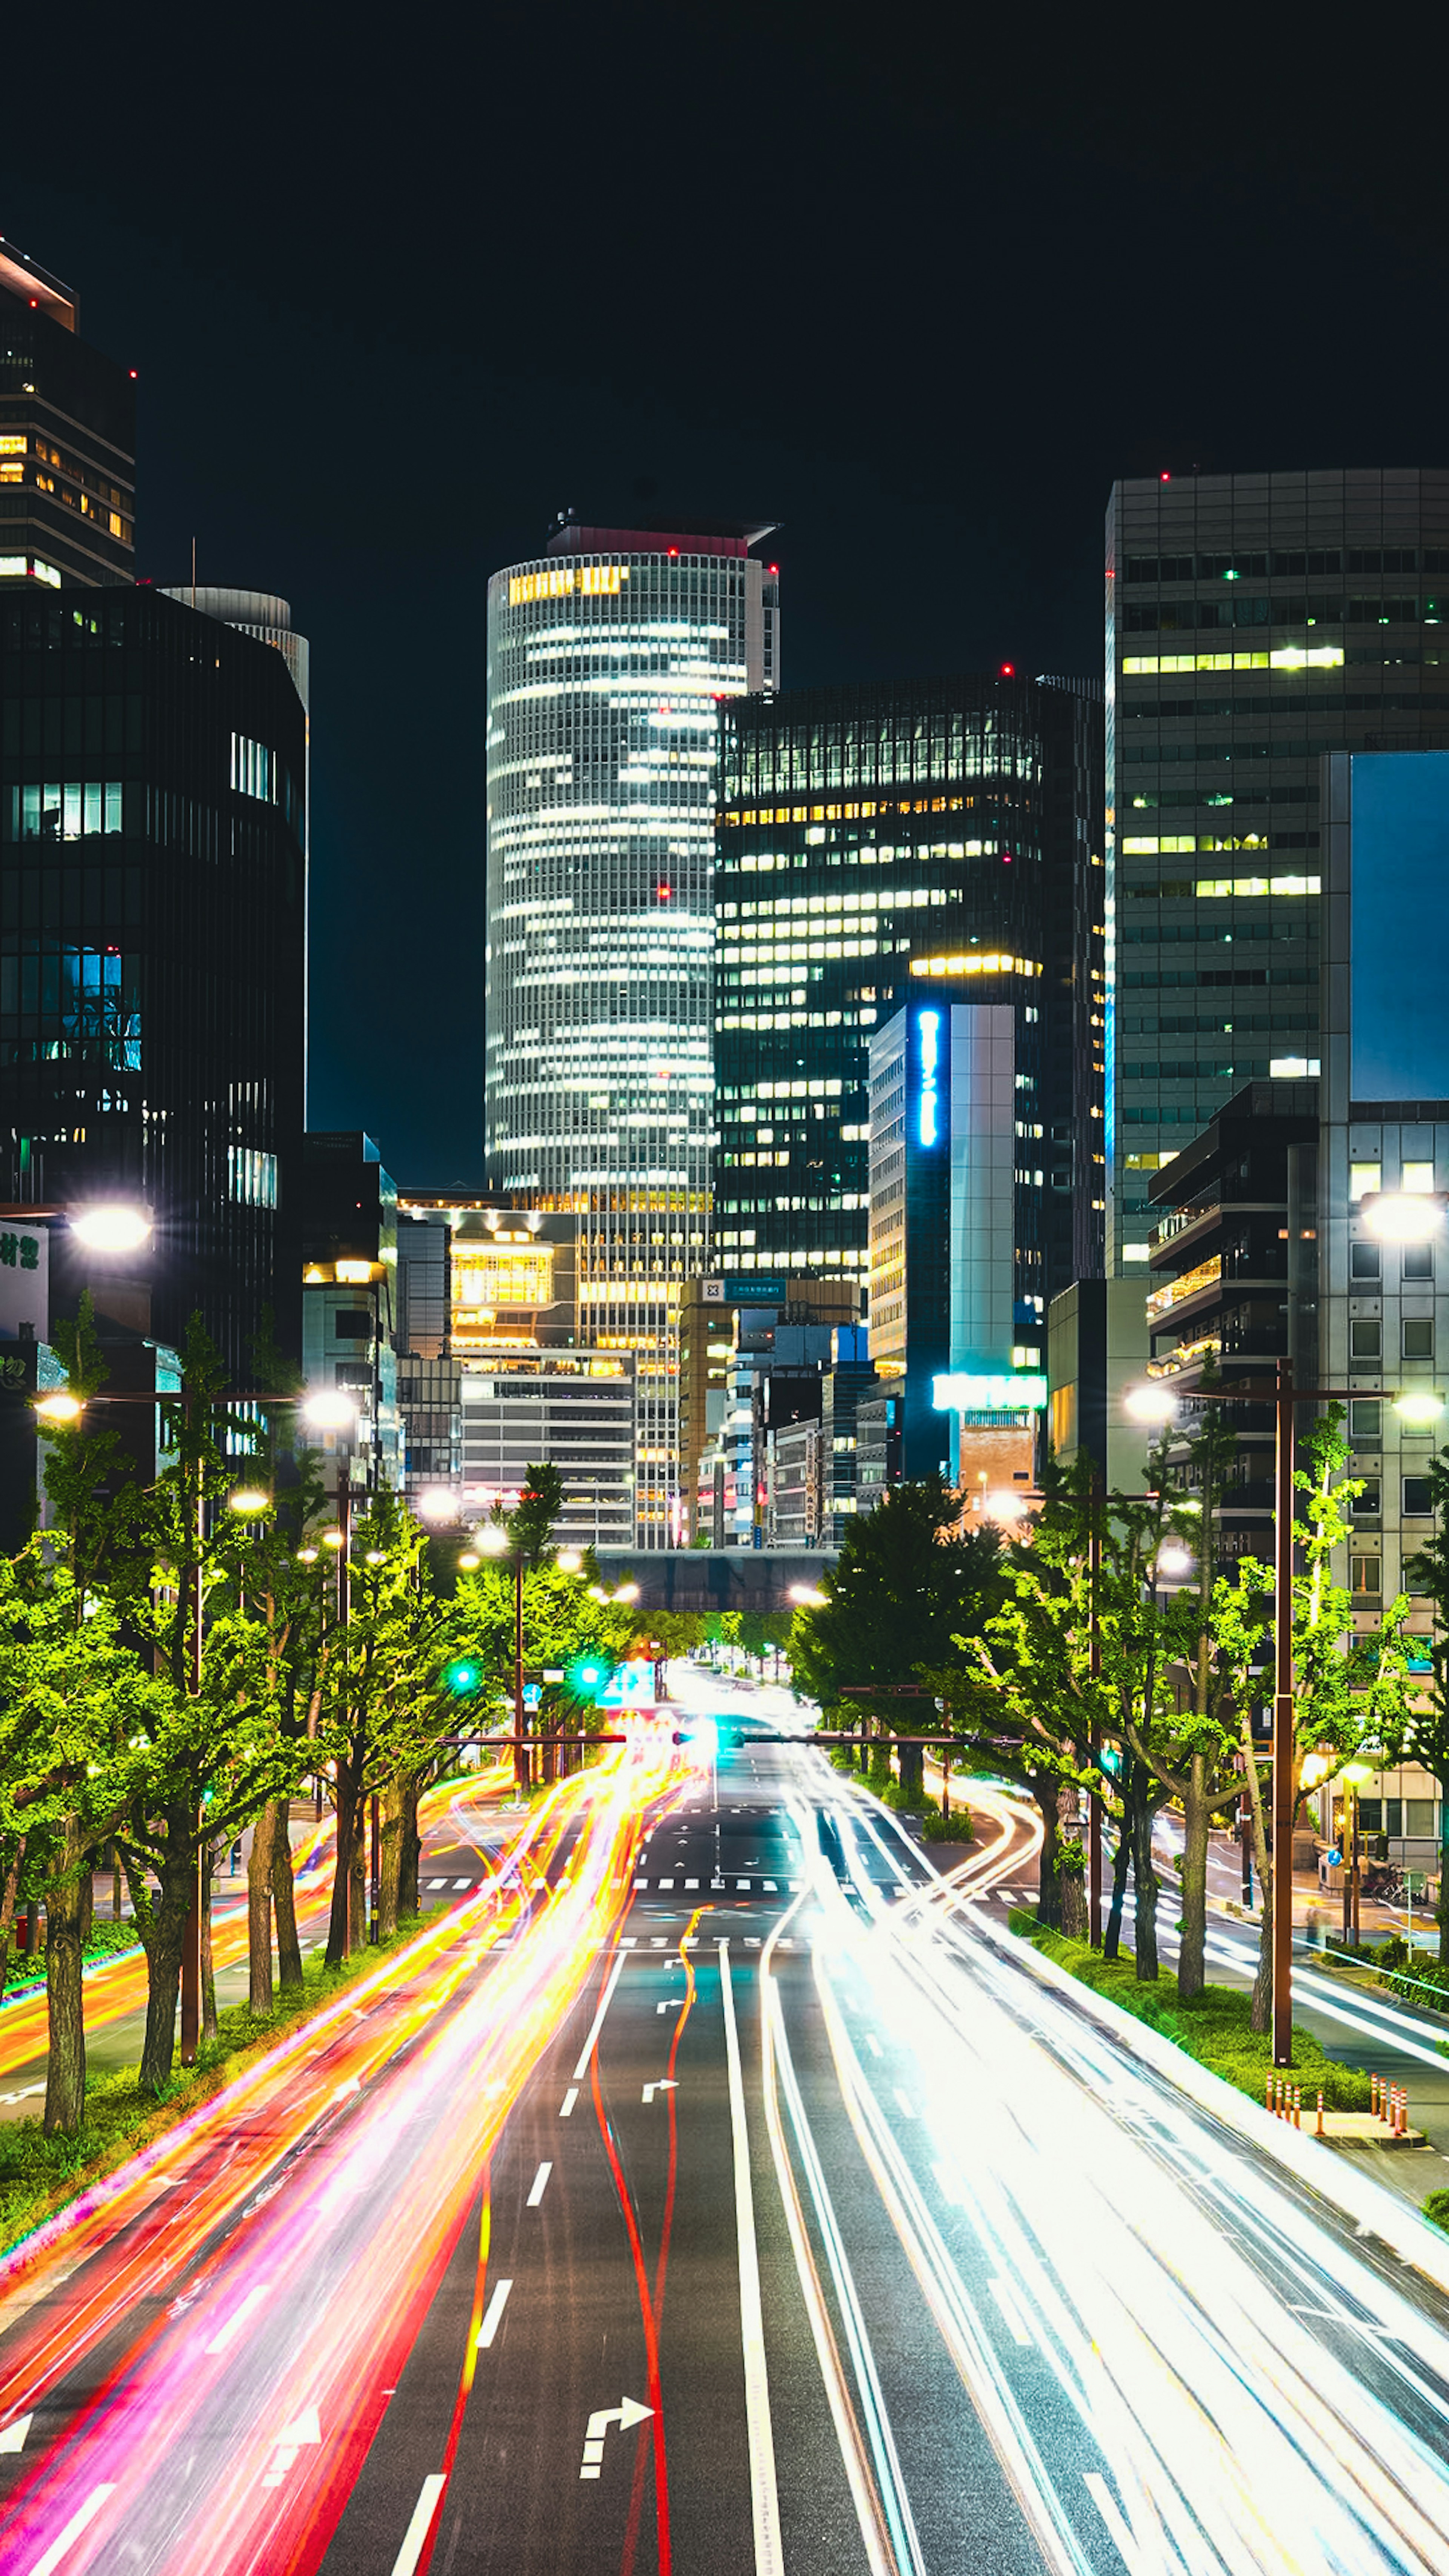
[1106,467,1449,1272]
[485,514,779,1546]
[0,238,135,592]
[300,1130,401,1499]
[714,674,1104,1302]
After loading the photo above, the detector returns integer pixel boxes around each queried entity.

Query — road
[3,1682,1449,2573]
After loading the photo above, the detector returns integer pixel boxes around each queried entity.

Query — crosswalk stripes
[629,1878,803,1895]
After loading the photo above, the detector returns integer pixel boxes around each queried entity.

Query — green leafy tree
[1211,1410,1414,2032]
[1390,1446,1449,1958]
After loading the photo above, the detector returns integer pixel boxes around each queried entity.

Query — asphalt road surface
[4,1702,1449,2574]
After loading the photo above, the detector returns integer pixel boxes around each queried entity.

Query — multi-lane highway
[3,1681,1449,2574]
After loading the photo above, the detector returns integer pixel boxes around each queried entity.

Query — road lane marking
[389,2473,448,2576]
[685,1877,700,1888]
[718,1940,784,2576]
[1084,2473,1146,2575]
[865,2035,883,2058]
[658,1877,676,1889]
[572,1949,628,2080]
[988,2279,1034,2347]
[205,2284,266,2356]
[0,2413,31,2453]
[477,2277,513,2348]
[526,2162,552,2207]
[452,1877,472,1890]
[24,2482,118,2576]
[560,2086,579,2116]
[893,2088,917,2119]
[580,2394,652,2481]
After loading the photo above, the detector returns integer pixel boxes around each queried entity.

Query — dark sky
[8,6,1447,1183]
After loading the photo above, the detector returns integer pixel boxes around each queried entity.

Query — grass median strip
[1008,1910,1372,2112]
[0,1911,440,2260]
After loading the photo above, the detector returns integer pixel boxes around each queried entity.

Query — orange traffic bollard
[1315,2091,1324,2138]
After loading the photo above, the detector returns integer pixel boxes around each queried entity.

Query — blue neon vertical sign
[915,1008,945,1148]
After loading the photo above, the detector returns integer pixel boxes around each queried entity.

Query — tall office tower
[0,586,307,1377]
[1106,467,1449,1270]
[0,239,135,591]
[715,675,1105,1304]
[159,589,310,711]
[486,513,780,1545]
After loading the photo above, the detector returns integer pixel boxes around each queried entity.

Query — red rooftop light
[1160,470,1171,482]
[656,881,673,899]
[999,661,1015,677]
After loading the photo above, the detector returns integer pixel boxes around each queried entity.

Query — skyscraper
[0,585,307,1376]
[485,514,779,1544]
[1106,467,1449,1270]
[714,675,1105,1303]
[0,239,135,591]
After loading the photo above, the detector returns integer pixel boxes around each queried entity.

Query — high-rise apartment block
[0,240,135,591]
[714,675,1105,1301]
[1106,468,1449,1270]
[486,514,779,1544]
[1,586,307,1376]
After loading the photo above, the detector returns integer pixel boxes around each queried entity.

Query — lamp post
[478,1524,526,1794]
[303,1392,362,1942]
[1125,1333,1442,2064]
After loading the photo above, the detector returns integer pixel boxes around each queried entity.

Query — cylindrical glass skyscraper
[486,516,778,1543]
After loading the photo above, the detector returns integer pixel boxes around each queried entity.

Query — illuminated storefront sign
[932,1373,1048,1412]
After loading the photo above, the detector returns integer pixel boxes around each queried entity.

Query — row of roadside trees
[792,1392,1449,2031]
[0,1300,649,2136]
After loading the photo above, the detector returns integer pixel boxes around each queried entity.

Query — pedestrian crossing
[423,1875,485,1891]
[630,1877,797,1893]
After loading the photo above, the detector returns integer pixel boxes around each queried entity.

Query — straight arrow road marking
[526,2162,552,2207]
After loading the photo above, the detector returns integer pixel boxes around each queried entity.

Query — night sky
[8,10,1445,1183]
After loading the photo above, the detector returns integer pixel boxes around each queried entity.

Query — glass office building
[1106,467,1449,1269]
[486,515,779,1544]
[714,675,1104,1309]
[0,238,135,591]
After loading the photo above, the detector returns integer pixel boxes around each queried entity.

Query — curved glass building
[486,516,778,1543]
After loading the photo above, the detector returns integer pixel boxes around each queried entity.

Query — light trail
[0,1737,688,2575]
[791,1783,1449,2576]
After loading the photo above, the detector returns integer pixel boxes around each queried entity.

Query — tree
[0,1552,172,2132]
[1401,1447,1449,1959]
[789,1479,1004,1791]
[1211,1410,1415,2032]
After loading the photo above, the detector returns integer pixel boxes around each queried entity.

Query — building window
[1349,1399,1381,1441]
[1351,1479,1381,1517]
[1403,1476,1434,1517]
[1350,1241,1381,1281]
[227,1146,278,1208]
[1350,1554,1381,1595]
[1350,1318,1382,1360]
[12,781,123,840]
[1403,1318,1435,1360]
[230,733,275,802]
[1403,1242,1434,1283]
[1402,1161,1436,1193]
[332,1310,373,1342]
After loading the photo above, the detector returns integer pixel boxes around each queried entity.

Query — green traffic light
[443,1658,480,1696]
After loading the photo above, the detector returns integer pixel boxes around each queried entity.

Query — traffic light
[569,1656,606,1699]
[442,1657,481,1696]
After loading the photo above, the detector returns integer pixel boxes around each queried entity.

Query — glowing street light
[477,1524,512,1558]
[320,1528,345,1552]
[1124,1381,1179,1425]
[226,1489,270,1516]
[557,1548,582,1573]
[416,1487,457,1523]
[1394,1390,1444,1427]
[788,1583,828,1607]
[302,1391,358,1435]
[1157,1543,1193,1577]
[1361,1190,1447,1243]
[34,1390,84,1424]
[457,1550,480,1571]
[296,1547,320,1564]
[69,1203,152,1255]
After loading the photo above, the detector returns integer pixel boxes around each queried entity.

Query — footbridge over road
[592,1550,838,1615]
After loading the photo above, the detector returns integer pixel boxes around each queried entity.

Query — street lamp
[788,1583,828,1607]
[557,1548,582,1574]
[1361,1189,1448,1243]
[68,1203,152,1255]
[457,1550,480,1572]
[226,1488,270,1516]
[34,1390,84,1424]
[1124,1365,1444,2062]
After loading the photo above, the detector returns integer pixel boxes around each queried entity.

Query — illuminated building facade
[0,238,135,591]
[486,514,779,1544]
[714,675,1104,1304]
[1106,467,1449,1271]
[1,586,307,1378]
[300,1130,400,1497]
[868,993,1048,1493]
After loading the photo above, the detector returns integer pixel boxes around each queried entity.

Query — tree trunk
[349,1820,368,1955]
[399,1778,421,1921]
[134,1819,198,2097]
[0,1838,23,2003]
[1178,1749,1210,2003]
[897,1741,924,1801]
[200,1844,218,2046]
[248,1802,278,2012]
[1104,1753,1134,1962]
[43,1816,87,2136]
[378,1777,403,1942]
[1131,1765,1160,1982]
[272,1801,304,1996]
[1035,1786,1063,1928]
[1058,1784,1087,1940]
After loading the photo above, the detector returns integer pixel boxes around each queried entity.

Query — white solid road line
[205,2283,266,2357]
[24,2482,118,2576]
[526,2162,552,2208]
[477,2277,513,2350]
[560,2085,579,2117]
[1084,2471,1146,2576]
[572,1949,628,2082]
[988,2278,1034,2348]
[718,1939,784,2576]
[892,2089,917,2121]
[389,2473,448,2576]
